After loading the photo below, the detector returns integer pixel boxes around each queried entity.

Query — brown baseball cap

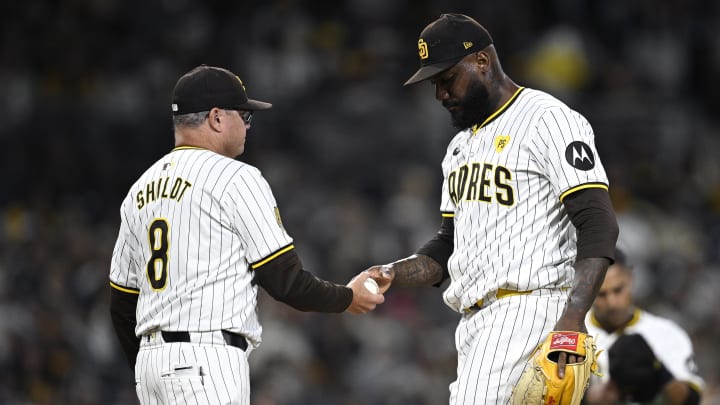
[404,14,493,86]
[171,65,272,115]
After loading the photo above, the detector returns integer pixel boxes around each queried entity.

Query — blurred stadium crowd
[1,0,719,404]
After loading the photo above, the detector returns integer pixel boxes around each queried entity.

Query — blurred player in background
[364,13,618,403]
[109,65,383,405]
[584,247,704,404]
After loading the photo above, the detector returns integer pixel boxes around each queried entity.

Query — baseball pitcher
[365,14,618,404]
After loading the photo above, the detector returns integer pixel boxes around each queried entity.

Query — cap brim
[403,60,457,86]
[240,99,272,110]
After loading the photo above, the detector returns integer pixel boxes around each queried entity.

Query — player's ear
[475,51,490,72]
[208,107,223,131]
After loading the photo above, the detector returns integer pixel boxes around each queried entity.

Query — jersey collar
[471,86,525,135]
[172,146,208,152]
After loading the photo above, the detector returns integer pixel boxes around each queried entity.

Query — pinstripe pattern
[436,87,610,403]
[110,147,293,404]
[135,333,250,405]
[450,292,568,404]
[440,88,609,313]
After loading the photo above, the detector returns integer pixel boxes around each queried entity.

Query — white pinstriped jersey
[440,87,609,313]
[586,309,705,396]
[109,147,293,347]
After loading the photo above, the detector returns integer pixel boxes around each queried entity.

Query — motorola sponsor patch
[565,141,595,170]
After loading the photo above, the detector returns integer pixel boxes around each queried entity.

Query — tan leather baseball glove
[510,331,601,405]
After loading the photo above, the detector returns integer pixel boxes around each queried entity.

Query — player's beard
[447,76,496,130]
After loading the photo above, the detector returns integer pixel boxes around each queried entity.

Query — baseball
[364,278,380,294]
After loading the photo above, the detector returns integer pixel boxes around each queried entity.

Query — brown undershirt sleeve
[109,286,140,370]
[252,248,353,312]
[562,187,619,262]
[416,215,454,286]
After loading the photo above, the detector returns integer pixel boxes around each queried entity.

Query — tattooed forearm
[388,254,444,287]
[555,257,611,331]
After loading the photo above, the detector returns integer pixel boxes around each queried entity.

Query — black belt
[160,330,248,352]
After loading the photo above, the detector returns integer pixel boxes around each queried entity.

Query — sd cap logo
[418,38,429,60]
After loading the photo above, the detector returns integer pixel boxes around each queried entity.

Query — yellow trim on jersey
[110,281,140,295]
[251,244,295,269]
[441,212,455,218]
[472,87,525,134]
[496,288,532,299]
[559,183,609,202]
[464,289,532,313]
[625,308,641,328]
[172,146,207,152]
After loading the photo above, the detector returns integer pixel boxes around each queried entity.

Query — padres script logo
[418,39,428,59]
[447,162,515,206]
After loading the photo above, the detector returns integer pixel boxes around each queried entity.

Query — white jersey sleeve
[109,199,141,292]
[534,106,608,198]
[231,166,294,266]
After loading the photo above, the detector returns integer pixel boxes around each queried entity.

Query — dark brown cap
[404,14,493,86]
[171,65,272,115]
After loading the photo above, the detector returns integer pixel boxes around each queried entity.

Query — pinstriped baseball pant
[449,290,568,404]
[135,331,251,405]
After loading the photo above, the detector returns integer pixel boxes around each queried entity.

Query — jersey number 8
[147,218,169,290]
